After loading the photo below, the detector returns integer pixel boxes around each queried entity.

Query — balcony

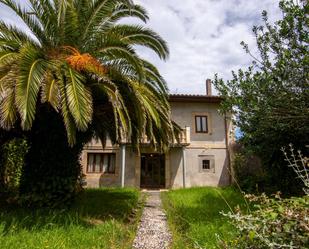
[139,127,190,146]
[85,127,191,149]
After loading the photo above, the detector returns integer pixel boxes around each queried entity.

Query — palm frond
[96,78,131,139]
[65,67,93,131]
[54,0,69,27]
[105,3,149,24]
[15,44,46,130]
[98,39,144,80]
[41,72,60,111]
[0,64,19,130]
[28,0,59,46]
[109,24,169,60]
[58,71,77,146]
[0,88,17,129]
[81,0,139,41]
[0,20,38,49]
[0,0,45,45]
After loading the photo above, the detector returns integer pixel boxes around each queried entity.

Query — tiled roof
[169,94,222,103]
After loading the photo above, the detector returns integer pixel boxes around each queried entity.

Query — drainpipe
[182,147,186,188]
[224,113,232,184]
[121,144,126,188]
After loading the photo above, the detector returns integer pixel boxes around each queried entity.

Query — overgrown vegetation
[19,105,92,207]
[0,0,177,206]
[0,188,142,249]
[1,137,28,192]
[222,146,309,248]
[214,0,309,195]
[161,187,247,249]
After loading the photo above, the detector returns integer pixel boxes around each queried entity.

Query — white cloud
[0,0,282,94]
[133,0,281,94]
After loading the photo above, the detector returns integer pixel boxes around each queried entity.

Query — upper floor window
[87,153,116,174]
[195,115,208,133]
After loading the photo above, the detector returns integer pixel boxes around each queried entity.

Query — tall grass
[0,188,142,249]
[161,187,247,249]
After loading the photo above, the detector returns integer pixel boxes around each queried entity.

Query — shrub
[0,128,24,195]
[1,138,29,192]
[222,146,309,249]
[19,104,92,207]
[233,151,267,193]
[232,144,304,196]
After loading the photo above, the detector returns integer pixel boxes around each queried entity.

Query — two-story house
[80,80,233,189]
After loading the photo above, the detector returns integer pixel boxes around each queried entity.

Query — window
[87,153,116,174]
[198,155,215,173]
[202,160,210,170]
[195,115,208,133]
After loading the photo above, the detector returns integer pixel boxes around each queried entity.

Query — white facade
[81,94,233,189]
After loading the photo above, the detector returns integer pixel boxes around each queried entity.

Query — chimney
[206,79,212,96]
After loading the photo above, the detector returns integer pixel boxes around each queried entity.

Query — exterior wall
[81,100,232,189]
[170,102,226,145]
[168,101,231,188]
[81,142,121,188]
[169,148,230,188]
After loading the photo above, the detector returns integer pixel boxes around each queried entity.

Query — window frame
[86,153,116,174]
[202,159,211,170]
[195,115,208,133]
[198,155,215,173]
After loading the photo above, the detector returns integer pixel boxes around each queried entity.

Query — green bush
[0,128,24,195]
[19,105,92,207]
[222,194,309,249]
[222,147,309,249]
[2,138,29,192]
[232,148,303,196]
[233,151,267,193]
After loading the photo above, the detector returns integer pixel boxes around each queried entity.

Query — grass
[161,187,247,249]
[0,188,143,249]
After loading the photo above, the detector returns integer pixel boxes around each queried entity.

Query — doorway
[140,153,165,189]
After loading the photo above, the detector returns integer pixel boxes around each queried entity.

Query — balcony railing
[138,127,190,146]
[85,127,191,148]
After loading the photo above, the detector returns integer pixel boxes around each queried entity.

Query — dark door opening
[140,153,165,189]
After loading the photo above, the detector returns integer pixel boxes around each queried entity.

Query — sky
[0,0,282,94]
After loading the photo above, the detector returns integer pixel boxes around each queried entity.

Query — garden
[0,188,142,249]
[0,0,308,248]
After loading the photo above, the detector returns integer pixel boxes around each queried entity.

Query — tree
[214,0,309,194]
[0,0,177,204]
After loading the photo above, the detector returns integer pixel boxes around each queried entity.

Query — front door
[140,154,165,189]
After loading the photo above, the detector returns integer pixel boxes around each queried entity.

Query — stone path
[132,190,172,249]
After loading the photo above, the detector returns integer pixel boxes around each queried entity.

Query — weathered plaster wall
[81,100,232,189]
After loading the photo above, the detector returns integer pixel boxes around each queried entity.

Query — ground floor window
[87,153,116,174]
[202,159,211,170]
[198,155,215,173]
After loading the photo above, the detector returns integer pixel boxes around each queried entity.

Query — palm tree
[0,0,175,147]
[0,0,176,204]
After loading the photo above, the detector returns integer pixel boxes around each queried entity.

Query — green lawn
[0,188,142,249]
[162,187,247,249]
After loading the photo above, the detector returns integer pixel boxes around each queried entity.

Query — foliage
[0,0,178,150]
[161,187,247,249]
[214,0,309,194]
[19,104,92,207]
[222,194,309,249]
[233,150,268,193]
[0,128,24,194]
[1,138,28,192]
[282,144,309,195]
[222,147,309,249]
[0,0,179,205]
[0,188,142,249]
